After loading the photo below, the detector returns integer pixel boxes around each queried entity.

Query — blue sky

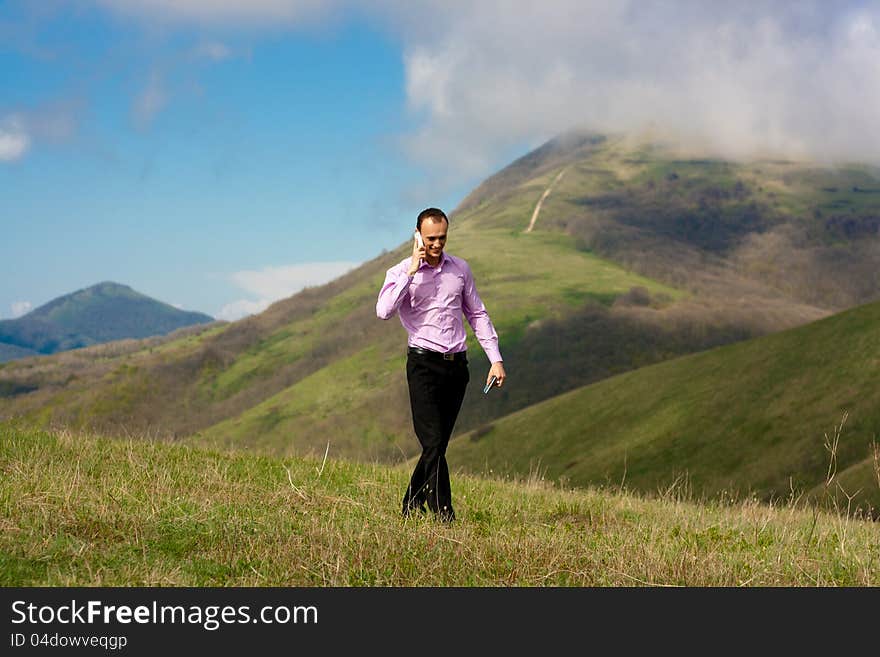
[2,1,878,321]
[1,2,485,320]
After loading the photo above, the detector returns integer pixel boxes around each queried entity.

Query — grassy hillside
[0,210,699,462]
[537,138,880,310]
[2,130,878,473]
[189,227,682,459]
[0,281,215,360]
[448,299,880,513]
[2,423,878,586]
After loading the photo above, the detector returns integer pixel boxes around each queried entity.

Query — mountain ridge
[0,281,215,361]
[1,130,880,508]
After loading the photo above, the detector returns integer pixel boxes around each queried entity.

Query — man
[376,207,506,522]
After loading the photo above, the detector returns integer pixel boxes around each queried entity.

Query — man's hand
[487,361,506,389]
[408,232,426,276]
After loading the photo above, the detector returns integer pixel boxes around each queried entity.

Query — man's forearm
[376,268,412,319]
[468,311,502,363]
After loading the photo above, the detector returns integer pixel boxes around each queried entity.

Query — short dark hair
[416,207,449,231]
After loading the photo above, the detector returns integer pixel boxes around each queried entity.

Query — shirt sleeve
[461,262,503,363]
[376,261,413,320]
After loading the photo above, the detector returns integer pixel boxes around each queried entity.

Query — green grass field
[448,299,880,512]
[2,423,878,586]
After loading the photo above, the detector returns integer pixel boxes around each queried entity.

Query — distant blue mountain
[0,282,214,362]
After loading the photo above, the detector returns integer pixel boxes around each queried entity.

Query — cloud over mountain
[219,261,358,321]
[0,116,30,162]
[87,1,880,192]
[10,301,32,319]
[391,1,880,186]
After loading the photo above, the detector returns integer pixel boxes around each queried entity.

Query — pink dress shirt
[376,252,503,364]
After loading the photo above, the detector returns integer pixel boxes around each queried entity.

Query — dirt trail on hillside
[525,167,568,233]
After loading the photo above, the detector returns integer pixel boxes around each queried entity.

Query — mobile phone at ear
[483,375,498,394]
[414,230,424,249]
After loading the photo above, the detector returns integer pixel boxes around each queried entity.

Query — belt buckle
[443,352,454,361]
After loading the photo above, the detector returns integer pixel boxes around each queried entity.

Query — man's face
[419,217,447,261]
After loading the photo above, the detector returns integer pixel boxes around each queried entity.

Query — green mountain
[1,131,880,497]
[448,299,880,512]
[0,282,215,362]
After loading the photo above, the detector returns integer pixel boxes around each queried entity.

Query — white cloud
[0,116,31,162]
[0,101,83,163]
[132,70,168,129]
[231,261,358,298]
[94,0,347,26]
[11,301,33,318]
[218,261,359,321]
[192,40,233,61]
[217,298,271,321]
[390,1,880,189]
[85,1,880,194]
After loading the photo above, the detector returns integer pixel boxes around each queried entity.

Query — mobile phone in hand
[483,375,498,394]
[414,230,424,249]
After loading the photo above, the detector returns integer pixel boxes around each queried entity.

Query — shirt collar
[419,251,448,271]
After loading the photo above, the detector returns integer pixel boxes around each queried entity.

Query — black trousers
[402,350,470,521]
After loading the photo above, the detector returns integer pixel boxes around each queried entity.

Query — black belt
[408,346,467,362]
